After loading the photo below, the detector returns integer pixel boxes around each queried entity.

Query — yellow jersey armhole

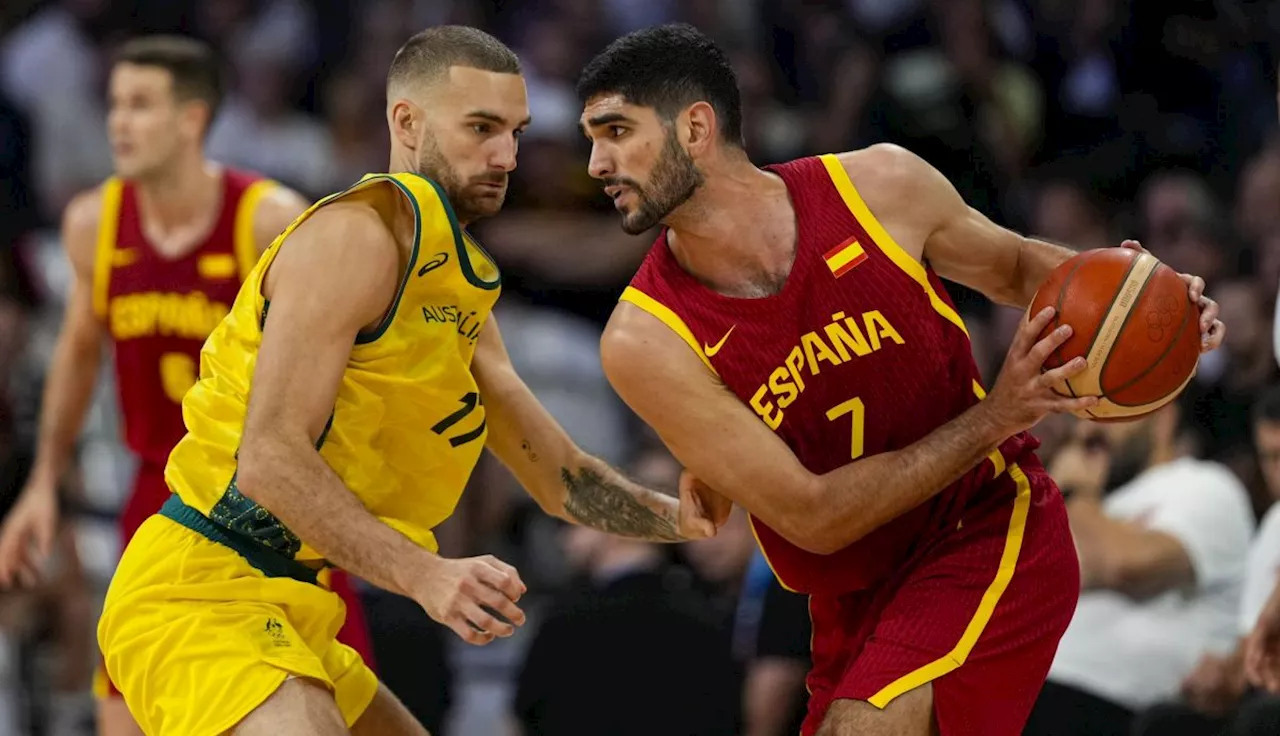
[618,286,718,376]
[819,153,969,337]
[91,178,124,318]
[234,180,278,281]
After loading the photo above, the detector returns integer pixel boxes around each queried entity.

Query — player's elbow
[233,432,295,509]
[799,520,870,556]
[777,478,868,555]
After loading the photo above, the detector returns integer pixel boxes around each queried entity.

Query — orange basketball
[1028,248,1201,422]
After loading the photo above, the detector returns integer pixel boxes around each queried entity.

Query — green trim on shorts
[160,495,319,586]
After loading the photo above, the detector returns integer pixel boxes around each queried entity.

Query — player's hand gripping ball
[1027,241,1221,422]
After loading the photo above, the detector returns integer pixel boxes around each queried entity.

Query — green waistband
[159,495,319,586]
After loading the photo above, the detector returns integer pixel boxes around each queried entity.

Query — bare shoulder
[834,143,923,186]
[833,144,967,256]
[252,182,311,251]
[61,186,106,275]
[836,144,961,211]
[267,198,400,311]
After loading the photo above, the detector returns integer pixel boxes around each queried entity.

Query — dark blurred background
[2,1,1280,734]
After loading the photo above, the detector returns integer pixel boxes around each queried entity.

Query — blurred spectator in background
[1025,402,1254,736]
[510,446,740,736]
[734,552,811,736]
[1133,389,1280,736]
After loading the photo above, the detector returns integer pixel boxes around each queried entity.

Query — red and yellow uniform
[624,155,1080,735]
[89,169,374,698]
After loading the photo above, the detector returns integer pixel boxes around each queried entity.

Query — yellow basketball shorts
[97,497,378,736]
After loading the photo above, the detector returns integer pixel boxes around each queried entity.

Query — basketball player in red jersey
[579,25,1225,736]
[0,36,373,735]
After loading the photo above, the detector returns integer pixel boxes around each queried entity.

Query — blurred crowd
[3,0,1280,734]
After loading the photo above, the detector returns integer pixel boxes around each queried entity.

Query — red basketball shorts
[95,463,378,698]
[801,458,1080,735]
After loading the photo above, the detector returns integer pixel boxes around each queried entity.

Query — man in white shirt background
[1132,388,1280,734]
[1023,399,1256,736]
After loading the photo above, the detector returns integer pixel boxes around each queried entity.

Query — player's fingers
[1119,239,1147,253]
[449,616,495,646]
[1182,274,1206,302]
[1026,323,1073,367]
[1039,357,1087,387]
[0,528,30,588]
[478,554,523,585]
[686,517,716,539]
[474,561,525,601]
[460,601,515,639]
[33,520,55,561]
[16,561,38,589]
[1052,396,1099,415]
[709,493,734,527]
[471,582,526,627]
[1197,296,1218,333]
[1202,319,1225,352]
[1015,307,1056,356]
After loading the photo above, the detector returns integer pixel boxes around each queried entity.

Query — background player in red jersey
[578,24,1226,736]
[0,36,375,736]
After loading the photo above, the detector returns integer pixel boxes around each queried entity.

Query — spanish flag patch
[824,237,867,278]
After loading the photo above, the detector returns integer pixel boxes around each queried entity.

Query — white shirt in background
[1242,502,1280,634]
[1049,458,1255,711]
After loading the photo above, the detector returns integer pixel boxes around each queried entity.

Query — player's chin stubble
[621,132,704,235]
[415,137,506,223]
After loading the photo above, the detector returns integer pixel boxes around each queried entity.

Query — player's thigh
[96,696,144,736]
[231,677,348,736]
[350,683,431,736]
[817,685,938,736]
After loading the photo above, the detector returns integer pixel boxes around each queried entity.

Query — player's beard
[415,134,507,224]
[611,129,704,236]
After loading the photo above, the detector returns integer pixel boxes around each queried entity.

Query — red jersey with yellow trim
[623,154,1043,596]
[91,168,277,466]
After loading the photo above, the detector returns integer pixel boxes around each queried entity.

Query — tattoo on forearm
[521,439,538,462]
[561,466,681,542]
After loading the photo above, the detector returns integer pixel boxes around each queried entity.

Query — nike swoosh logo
[417,252,450,277]
[704,325,735,357]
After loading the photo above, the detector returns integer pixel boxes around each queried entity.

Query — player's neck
[666,159,796,292]
[133,155,222,233]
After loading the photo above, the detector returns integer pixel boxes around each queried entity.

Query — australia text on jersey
[422,304,484,345]
[748,309,905,430]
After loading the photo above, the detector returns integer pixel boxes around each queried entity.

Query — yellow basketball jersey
[165,172,501,560]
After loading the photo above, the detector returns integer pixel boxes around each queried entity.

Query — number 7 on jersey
[826,396,866,461]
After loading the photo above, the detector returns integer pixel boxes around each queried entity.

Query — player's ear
[389,100,419,151]
[682,101,717,154]
[180,100,212,142]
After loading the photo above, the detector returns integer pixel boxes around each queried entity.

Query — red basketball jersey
[91,168,278,466]
[624,154,1042,595]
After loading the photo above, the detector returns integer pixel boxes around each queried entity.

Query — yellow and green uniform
[97,172,501,736]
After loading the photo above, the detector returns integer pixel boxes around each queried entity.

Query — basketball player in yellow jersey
[98,26,726,736]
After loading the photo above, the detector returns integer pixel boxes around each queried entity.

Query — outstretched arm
[601,301,1094,555]
[840,145,1223,349]
[235,193,525,645]
[474,317,723,542]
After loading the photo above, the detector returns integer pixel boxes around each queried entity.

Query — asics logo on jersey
[417,252,450,277]
[704,326,736,357]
